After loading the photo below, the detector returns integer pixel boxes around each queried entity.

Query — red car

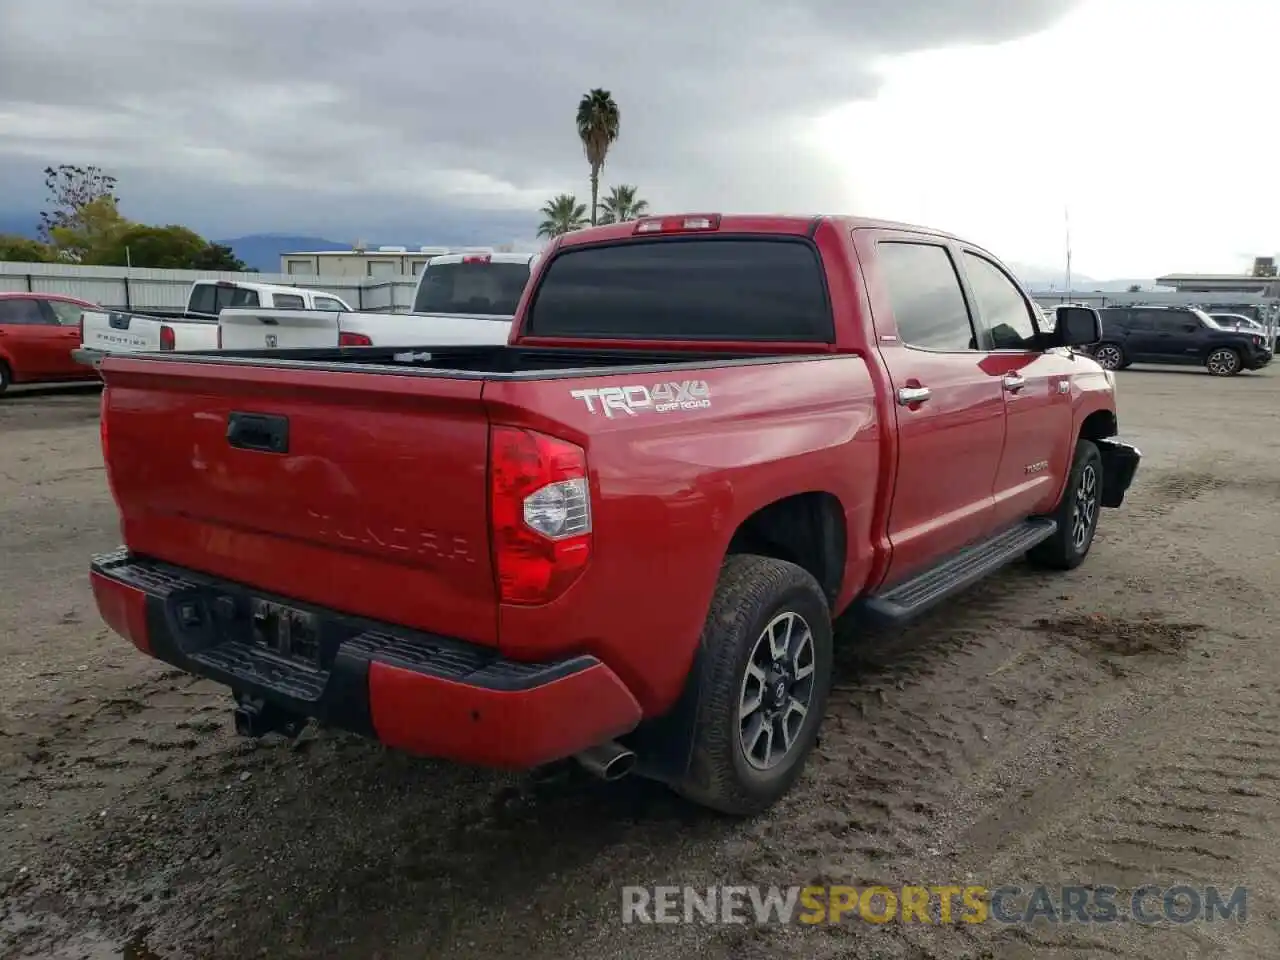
[87,213,1140,814]
[0,292,99,394]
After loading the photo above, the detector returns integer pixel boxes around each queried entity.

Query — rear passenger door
[1123,311,1160,361]
[957,250,1075,529]
[860,233,1007,585]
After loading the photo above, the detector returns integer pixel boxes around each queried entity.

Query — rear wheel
[1206,348,1241,377]
[675,555,833,816]
[1027,439,1103,571]
[1092,343,1125,370]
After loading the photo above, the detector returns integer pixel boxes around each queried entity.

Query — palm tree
[537,194,589,238]
[576,88,620,226]
[596,185,650,225]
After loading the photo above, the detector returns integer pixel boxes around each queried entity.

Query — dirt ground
[2,365,1280,960]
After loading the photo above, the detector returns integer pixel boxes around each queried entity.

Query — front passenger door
[1150,311,1202,361]
[958,251,1076,530]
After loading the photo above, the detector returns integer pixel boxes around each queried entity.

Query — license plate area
[248,598,321,667]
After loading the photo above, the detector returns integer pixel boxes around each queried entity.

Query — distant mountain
[217,234,351,272]
[1008,262,1160,293]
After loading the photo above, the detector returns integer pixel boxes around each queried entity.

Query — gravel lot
[2,366,1280,960]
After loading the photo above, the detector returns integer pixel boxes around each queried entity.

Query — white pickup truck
[216,252,535,350]
[75,279,352,363]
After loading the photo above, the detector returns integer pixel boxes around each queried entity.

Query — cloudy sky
[1,0,1274,278]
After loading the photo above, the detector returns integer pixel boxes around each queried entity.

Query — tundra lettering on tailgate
[571,380,711,418]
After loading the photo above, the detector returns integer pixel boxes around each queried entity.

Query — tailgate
[82,310,160,353]
[347,313,515,347]
[218,309,340,350]
[99,356,498,646]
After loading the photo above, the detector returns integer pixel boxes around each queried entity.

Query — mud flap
[625,646,706,786]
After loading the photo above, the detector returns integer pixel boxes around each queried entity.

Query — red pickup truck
[88,214,1140,815]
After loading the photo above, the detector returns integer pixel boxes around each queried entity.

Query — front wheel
[1206,348,1241,377]
[1027,439,1103,571]
[0,361,10,396]
[675,555,833,816]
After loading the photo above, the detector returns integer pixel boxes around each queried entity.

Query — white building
[281,244,516,279]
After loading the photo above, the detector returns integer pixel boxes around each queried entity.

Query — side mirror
[1050,305,1102,348]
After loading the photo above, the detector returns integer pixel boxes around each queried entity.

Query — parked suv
[1090,306,1272,376]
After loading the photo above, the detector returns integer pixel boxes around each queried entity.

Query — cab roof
[555,213,960,248]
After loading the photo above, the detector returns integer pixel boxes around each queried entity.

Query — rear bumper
[89,550,642,769]
[1244,350,1271,369]
[1096,436,1141,507]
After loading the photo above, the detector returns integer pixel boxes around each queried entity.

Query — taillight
[340,331,372,346]
[78,312,84,343]
[1253,335,1263,347]
[633,214,721,234]
[462,254,492,264]
[159,324,175,351]
[216,325,222,349]
[489,426,592,605]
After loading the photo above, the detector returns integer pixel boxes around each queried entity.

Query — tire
[674,555,834,816]
[1206,348,1241,377]
[1092,343,1125,371]
[1027,439,1103,571]
[0,361,10,396]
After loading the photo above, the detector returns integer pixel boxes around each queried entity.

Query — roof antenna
[1064,206,1072,301]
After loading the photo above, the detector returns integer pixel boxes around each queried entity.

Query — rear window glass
[192,284,260,313]
[526,239,833,341]
[224,287,260,309]
[413,261,529,316]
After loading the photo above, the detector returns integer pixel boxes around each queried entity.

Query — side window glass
[273,294,305,309]
[962,252,1038,350]
[0,300,47,324]
[876,241,977,351]
[47,301,85,325]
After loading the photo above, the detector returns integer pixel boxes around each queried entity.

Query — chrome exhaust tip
[574,740,637,782]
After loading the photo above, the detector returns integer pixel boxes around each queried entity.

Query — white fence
[0,261,420,313]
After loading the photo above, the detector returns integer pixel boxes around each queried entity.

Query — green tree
[0,235,54,262]
[40,164,118,242]
[49,196,131,263]
[96,224,208,268]
[192,243,249,271]
[596,184,649,225]
[537,194,589,238]
[576,88,620,226]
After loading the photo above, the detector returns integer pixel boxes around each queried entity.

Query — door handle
[1002,374,1026,392]
[897,386,931,405]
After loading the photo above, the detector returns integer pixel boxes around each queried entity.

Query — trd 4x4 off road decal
[570,380,711,418]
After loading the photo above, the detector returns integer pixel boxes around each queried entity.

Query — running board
[857,518,1057,626]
